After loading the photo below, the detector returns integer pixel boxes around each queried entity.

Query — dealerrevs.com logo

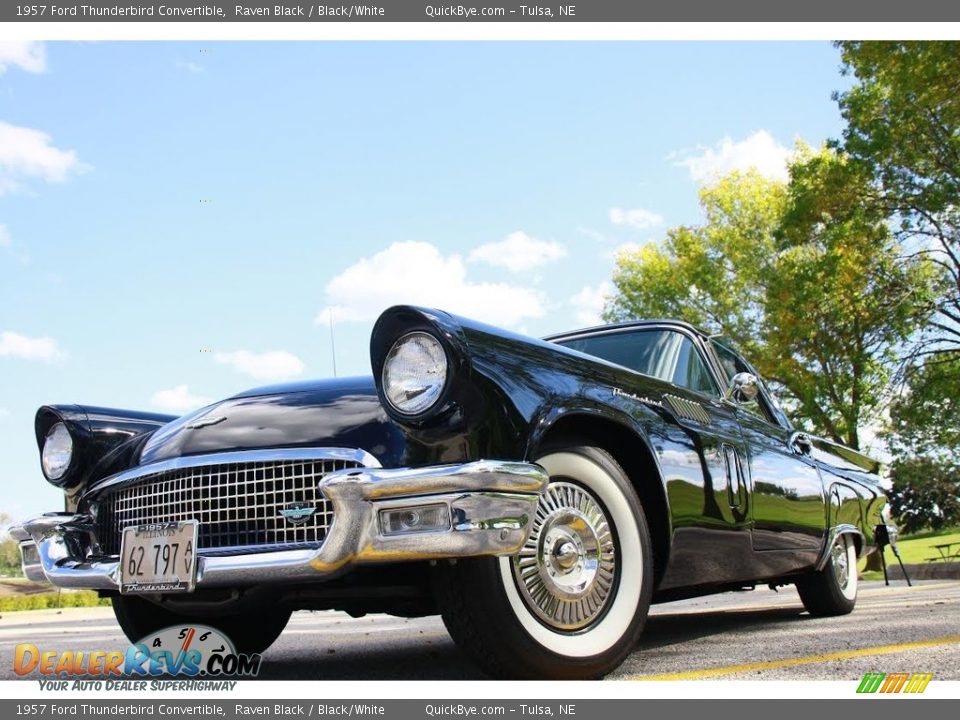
[14,624,261,688]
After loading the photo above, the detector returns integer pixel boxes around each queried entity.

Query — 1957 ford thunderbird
[11,305,893,678]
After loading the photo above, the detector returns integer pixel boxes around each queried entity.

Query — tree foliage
[836,41,960,358]
[887,355,960,462]
[605,170,782,365]
[0,538,22,577]
[835,42,960,508]
[775,147,941,448]
[605,149,939,449]
[888,457,960,534]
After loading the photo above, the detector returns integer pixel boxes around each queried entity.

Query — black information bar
[4,0,960,22]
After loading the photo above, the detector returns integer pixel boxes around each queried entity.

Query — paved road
[1,580,957,680]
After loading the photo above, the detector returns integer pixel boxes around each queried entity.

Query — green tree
[0,538,21,577]
[887,355,960,462]
[834,41,960,517]
[888,457,960,534]
[606,170,783,365]
[775,147,941,448]
[836,41,960,358]
[606,150,939,449]
[0,512,22,577]
[887,359,960,533]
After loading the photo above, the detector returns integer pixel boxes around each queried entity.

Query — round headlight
[42,422,74,481]
[382,332,448,416]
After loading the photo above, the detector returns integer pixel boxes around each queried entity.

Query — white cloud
[0,331,61,362]
[608,208,663,231]
[467,231,567,273]
[150,385,212,414]
[0,42,46,74]
[569,282,613,326]
[322,241,545,328]
[175,60,204,74]
[0,121,86,195]
[674,130,792,184]
[0,407,9,419]
[214,350,305,381]
[577,226,609,244]
[604,241,647,262]
[0,224,10,247]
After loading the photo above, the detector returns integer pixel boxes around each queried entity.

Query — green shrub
[0,591,110,613]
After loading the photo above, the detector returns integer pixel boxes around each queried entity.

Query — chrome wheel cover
[832,536,850,590]
[511,481,617,631]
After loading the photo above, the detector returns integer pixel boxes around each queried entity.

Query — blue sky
[0,41,852,518]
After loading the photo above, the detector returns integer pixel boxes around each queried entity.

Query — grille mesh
[94,458,361,556]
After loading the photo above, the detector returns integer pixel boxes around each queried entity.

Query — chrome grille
[94,457,362,556]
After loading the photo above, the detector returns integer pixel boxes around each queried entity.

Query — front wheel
[433,446,654,679]
[796,533,858,616]
[112,595,291,655]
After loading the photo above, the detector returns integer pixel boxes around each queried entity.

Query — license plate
[119,521,198,594]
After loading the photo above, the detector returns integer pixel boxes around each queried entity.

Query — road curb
[887,562,960,580]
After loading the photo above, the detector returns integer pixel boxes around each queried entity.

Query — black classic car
[12,305,893,679]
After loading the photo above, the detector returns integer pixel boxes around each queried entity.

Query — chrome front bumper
[10,458,548,592]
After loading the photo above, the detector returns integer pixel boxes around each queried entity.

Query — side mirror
[789,431,813,455]
[726,372,759,403]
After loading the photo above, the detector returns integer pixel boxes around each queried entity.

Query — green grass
[0,590,110,613]
[882,529,960,564]
[892,526,960,542]
[860,527,960,579]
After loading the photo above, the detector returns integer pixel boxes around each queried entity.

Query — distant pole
[328,308,337,378]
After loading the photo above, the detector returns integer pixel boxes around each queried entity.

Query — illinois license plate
[119,521,198,594]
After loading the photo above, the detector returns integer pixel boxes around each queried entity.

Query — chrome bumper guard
[10,459,548,592]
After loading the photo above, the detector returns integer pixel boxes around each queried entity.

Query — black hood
[138,376,404,466]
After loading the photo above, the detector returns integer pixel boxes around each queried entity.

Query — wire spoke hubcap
[511,481,617,631]
[832,538,849,589]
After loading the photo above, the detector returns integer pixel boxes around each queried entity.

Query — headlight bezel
[380,330,451,420]
[41,421,75,482]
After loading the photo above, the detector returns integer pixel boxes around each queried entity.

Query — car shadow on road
[639,605,808,651]
[255,636,486,680]
[254,605,815,680]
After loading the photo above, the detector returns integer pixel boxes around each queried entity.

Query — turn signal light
[379,504,451,536]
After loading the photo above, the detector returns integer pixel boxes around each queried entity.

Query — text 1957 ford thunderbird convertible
[11,305,894,678]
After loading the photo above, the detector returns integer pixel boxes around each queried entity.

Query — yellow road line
[629,634,960,681]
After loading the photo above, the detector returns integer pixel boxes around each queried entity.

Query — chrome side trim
[815,523,866,571]
[319,460,548,500]
[13,459,548,591]
[87,446,382,495]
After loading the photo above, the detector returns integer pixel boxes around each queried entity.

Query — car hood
[138,376,402,466]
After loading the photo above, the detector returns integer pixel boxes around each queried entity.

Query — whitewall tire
[432,445,654,679]
[796,532,859,616]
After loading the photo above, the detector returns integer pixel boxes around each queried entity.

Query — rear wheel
[112,595,290,655]
[796,533,858,616]
[433,445,653,679]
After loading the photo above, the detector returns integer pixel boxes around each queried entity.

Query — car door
[556,327,755,587]
[708,341,826,556]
